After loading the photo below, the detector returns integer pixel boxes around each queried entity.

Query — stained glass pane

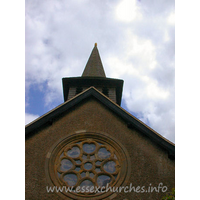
[60,159,73,171]
[81,172,86,177]
[83,143,96,153]
[97,175,111,187]
[80,180,94,192]
[84,162,93,170]
[59,152,64,158]
[63,174,77,186]
[57,172,61,178]
[103,161,116,173]
[90,155,95,160]
[89,173,94,178]
[67,146,80,158]
[82,155,87,160]
[95,167,101,173]
[75,160,82,164]
[95,161,101,165]
[98,148,111,159]
[75,167,81,171]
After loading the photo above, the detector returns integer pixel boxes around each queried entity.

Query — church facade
[25,44,175,200]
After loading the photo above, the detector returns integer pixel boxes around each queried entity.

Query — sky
[25,0,175,143]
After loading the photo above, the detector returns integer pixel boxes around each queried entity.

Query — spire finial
[95,43,97,47]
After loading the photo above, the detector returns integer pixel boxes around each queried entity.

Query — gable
[26,87,174,159]
[26,88,175,199]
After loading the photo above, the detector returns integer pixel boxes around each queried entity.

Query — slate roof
[25,86,175,159]
[82,43,106,77]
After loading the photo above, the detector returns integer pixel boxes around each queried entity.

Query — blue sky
[25,0,175,142]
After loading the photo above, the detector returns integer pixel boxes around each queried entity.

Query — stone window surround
[45,130,131,200]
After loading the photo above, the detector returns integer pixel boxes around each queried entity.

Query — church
[25,43,175,199]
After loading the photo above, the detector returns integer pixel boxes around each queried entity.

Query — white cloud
[115,0,142,22]
[25,113,39,125]
[167,12,175,25]
[25,0,175,142]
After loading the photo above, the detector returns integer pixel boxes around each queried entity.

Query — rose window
[46,132,130,199]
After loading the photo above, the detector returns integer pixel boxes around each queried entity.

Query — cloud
[115,0,142,22]
[25,0,175,142]
[25,113,40,125]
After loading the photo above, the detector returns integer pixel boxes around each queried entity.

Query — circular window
[46,131,130,199]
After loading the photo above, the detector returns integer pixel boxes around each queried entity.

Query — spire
[82,43,106,77]
[62,43,123,105]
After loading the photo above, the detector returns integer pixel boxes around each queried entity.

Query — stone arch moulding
[45,130,131,200]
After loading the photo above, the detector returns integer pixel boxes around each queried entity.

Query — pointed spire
[82,43,106,77]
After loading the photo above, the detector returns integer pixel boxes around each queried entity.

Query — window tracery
[46,132,130,199]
